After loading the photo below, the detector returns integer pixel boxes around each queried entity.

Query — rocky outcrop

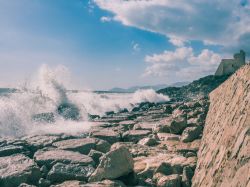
[192,65,250,187]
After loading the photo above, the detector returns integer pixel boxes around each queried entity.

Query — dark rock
[122,130,151,143]
[181,126,203,143]
[47,163,95,183]
[88,149,104,166]
[0,145,29,157]
[91,130,120,144]
[38,178,51,187]
[32,112,55,123]
[181,166,194,187]
[57,102,81,120]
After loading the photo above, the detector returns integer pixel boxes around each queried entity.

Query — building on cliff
[215,50,246,76]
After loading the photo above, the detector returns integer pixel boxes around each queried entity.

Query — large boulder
[122,130,151,143]
[47,163,95,183]
[0,154,41,187]
[53,138,97,154]
[89,146,134,182]
[34,149,94,168]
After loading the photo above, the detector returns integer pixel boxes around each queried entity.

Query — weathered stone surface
[89,146,134,182]
[88,149,104,166]
[181,126,202,143]
[157,174,181,187]
[0,145,28,157]
[161,115,187,135]
[181,166,194,187]
[133,122,155,131]
[138,137,158,146]
[34,149,94,168]
[119,120,135,130]
[38,178,51,187]
[53,138,97,154]
[193,65,250,187]
[47,163,95,183]
[95,139,111,153]
[0,154,41,187]
[53,180,126,187]
[91,130,120,144]
[122,130,151,143]
[157,133,180,141]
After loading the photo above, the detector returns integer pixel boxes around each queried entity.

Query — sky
[0,0,249,90]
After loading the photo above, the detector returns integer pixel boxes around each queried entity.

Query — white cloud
[100,16,112,22]
[132,41,141,52]
[94,0,250,53]
[144,47,221,80]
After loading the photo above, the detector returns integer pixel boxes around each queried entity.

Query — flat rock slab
[133,122,156,131]
[0,145,28,157]
[0,154,41,187]
[53,180,126,187]
[122,130,152,143]
[91,130,120,144]
[47,163,95,183]
[34,149,94,168]
[157,133,180,141]
[89,146,134,182]
[53,138,97,155]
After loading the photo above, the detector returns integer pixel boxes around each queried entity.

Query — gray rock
[133,122,155,131]
[91,130,120,144]
[181,126,202,143]
[38,178,51,187]
[34,149,94,168]
[164,115,187,135]
[0,145,28,157]
[138,137,158,146]
[89,146,134,182]
[53,138,97,155]
[18,184,36,187]
[0,154,41,187]
[47,163,95,183]
[95,139,111,153]
[122,130,151,143]
[157,174,181,187]
[88,149,104,166]
[181,166,194,187]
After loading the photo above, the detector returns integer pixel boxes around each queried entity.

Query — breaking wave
[0,65,169,137]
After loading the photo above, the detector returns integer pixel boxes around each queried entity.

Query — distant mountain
[108,82,189,93]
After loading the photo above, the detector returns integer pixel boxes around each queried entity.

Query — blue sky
[0,0,249,90]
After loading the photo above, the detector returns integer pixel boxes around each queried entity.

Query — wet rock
[91,130,121,144]
[53,138,97,154]
[89,146,134,182]
[32,112,55,123]
[122,130,151,143]
[181,126,202,143]
[34,149,94,168]
[57,102,81,120]
[47,163,95,183]
[88,149,104,166]
[0,154,41,187]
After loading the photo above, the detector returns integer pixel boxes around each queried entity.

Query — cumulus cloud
[94,0,250,53]
[144,47,221,80]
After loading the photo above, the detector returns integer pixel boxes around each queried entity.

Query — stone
[34,149,94,168]
[53,180,126,187]
[18,184,36,187]
[38,178,51,187]
[157,174,181,187]
[91,130,120,144]
[88,149,104,166]
[0,145,28,157]
[95,139,111,153]
[157,133,180,141]
[133,122,155,131]
[122,130,151,143]
[181,166,194,187]
[181,126,203,143]
[0,154,41,187]
[161,115,187,135]
[138,137,158,146]
[89,146,134,182]
[47,163,95,183]
[119,120,135,130]
[53,138,97,154]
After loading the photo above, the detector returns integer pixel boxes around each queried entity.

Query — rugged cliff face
[192,65,250,187]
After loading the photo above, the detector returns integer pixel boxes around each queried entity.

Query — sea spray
[0,65,169,137]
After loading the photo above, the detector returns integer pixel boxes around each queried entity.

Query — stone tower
[215,50,246,76]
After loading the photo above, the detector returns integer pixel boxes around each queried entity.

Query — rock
[0,145,29,157]
[181,126,202,143]
[18,184,36,187]
[181,166,194,187]
[47,163,95,183]
[89,146,134,182]
[38,178,51,187]
[91,130,120,144]
[157,174,181,187]
[53,180,126,187]
[119,120,135,130]
[122,130,151,143]
[88,149,104,166]
[185,152,196,158]
[0,154,41,187]
[34,149,94,168]
[157,133,180,141]
[161,115,187,135]
[192,65,250,187]
[53,138,97,154]
[133,122,155,131]
[40,165,49,178]
[95,139,111,153]
[138,137,158,146]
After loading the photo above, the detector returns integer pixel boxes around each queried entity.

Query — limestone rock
[0,154,41,187]
[47,163,95,183]
[181,126,202,143]
[34,149,94,168]
[192,65,250,187]
[122,130,151,143]
[89,146,134,182]
[53,138,97,154]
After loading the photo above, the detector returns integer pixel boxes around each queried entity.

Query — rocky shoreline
[0,65,249,187]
